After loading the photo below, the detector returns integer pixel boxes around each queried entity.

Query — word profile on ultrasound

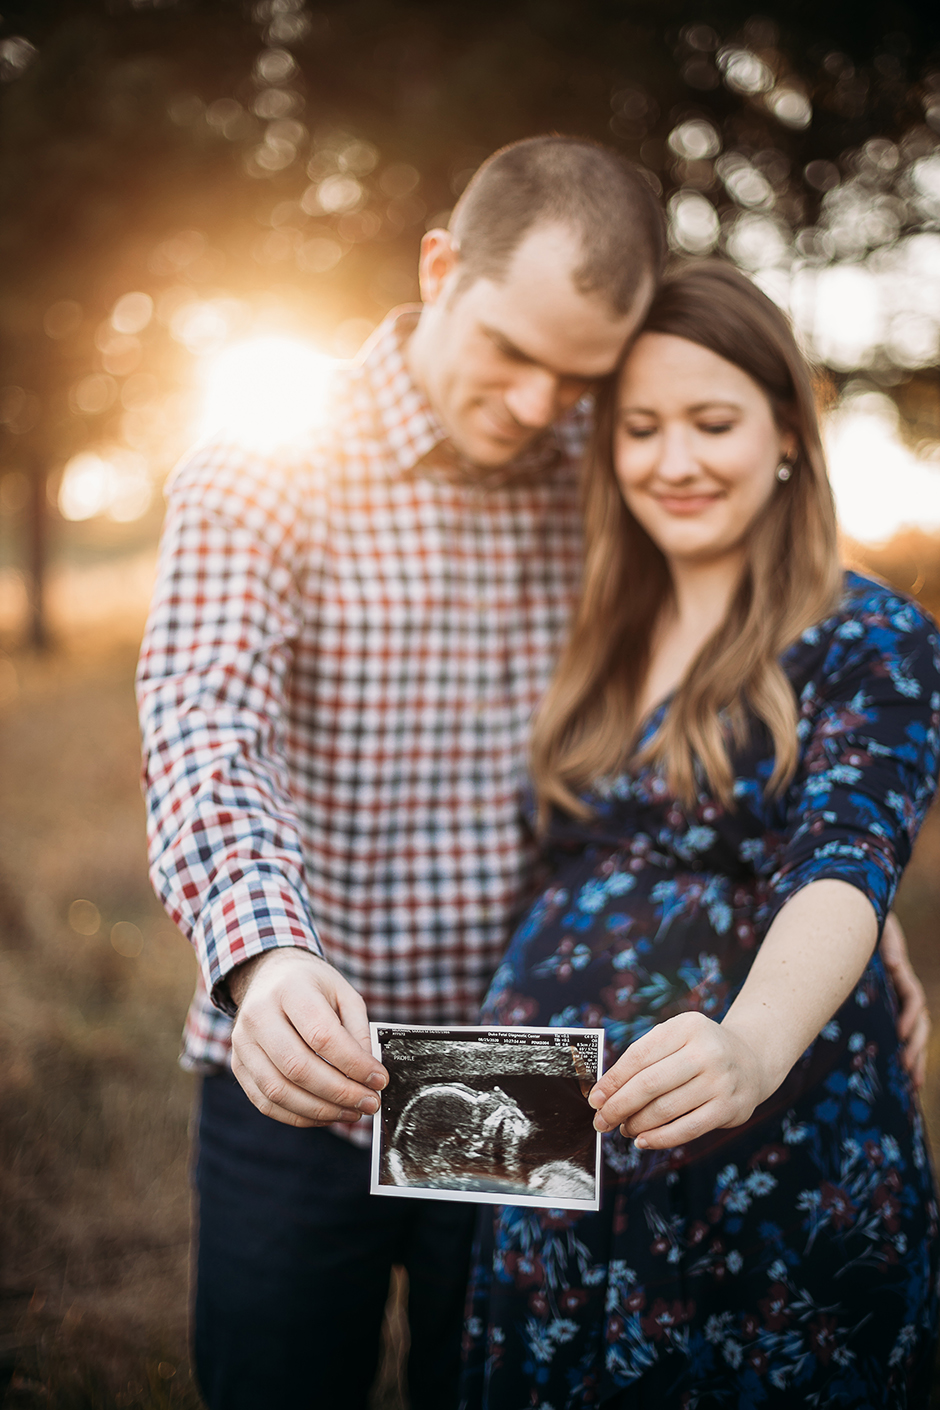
[369,1023,605,1211]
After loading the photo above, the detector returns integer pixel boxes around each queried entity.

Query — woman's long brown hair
[530,261,842,820]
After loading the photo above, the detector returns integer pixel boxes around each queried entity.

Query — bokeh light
[767,87,812,130]
[68,899,101,935]
[667,191,720,254]
[58,451,152,523]
[718,46,775,95]
[111,292,153,335]
[43,299,82,339]
[110,921,144,958]
[667,119,721,161]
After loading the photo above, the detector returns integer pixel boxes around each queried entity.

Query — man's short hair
[449,136,667,315]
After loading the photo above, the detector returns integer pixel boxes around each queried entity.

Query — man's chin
[453,428,536,470]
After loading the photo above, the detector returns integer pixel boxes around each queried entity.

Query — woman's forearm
[589,877,879,1148]
[720,878,879,1101]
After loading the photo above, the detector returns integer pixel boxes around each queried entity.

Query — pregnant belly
[481,854,767,1063]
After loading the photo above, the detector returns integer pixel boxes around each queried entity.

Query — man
[137,136,928,1408]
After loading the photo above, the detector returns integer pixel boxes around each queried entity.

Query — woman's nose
[655,427,698,481]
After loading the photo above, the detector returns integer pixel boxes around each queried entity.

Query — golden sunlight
[825,391,940,545]
[199,335,336,451]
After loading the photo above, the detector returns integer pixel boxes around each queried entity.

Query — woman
[460,262,940,1408]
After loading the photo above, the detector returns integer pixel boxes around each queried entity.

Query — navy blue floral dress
[461,575,940,1409]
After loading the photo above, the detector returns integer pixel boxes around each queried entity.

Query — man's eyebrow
[480,322,595,381]
[481,324,536,363]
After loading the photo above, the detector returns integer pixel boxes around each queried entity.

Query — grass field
[1,535,940,1408]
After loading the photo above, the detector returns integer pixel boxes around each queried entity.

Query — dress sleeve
[765,593,940,931]
[136,436,328,1015]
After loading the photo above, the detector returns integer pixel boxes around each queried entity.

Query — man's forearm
[137,448,323,1021]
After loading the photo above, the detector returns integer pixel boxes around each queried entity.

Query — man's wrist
[227,946,325,1009]
[227,952,267,1009]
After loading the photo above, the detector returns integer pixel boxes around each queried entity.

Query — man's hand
[587,1012,770,1150]
[882,911,930,1090]
[229,949,388,1127]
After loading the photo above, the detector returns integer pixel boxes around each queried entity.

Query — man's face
[409,223,652,468]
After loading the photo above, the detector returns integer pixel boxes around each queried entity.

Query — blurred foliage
[0,0,938,502]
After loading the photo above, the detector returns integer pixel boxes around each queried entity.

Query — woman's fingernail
[358,1095,380,1114]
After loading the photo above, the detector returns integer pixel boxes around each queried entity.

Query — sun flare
[199,336,336,451]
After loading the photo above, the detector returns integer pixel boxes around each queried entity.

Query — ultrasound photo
[369,1023,604,1210]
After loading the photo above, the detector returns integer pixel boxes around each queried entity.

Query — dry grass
[0,630,200,1409]
[0,617,410,1409]
[1,536,940,1406]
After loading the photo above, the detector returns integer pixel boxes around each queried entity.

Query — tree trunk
[26,465,47,650]
[0,867,30,950]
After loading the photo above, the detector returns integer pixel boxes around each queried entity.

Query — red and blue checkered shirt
[137,308,587,1075]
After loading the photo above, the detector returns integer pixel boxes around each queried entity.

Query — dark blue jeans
[193,1072,475,1410]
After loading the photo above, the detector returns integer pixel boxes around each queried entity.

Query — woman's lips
[653,493,721,515]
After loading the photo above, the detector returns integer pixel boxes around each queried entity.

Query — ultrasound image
[372,1027,601,1204]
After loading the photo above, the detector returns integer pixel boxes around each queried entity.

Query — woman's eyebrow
[688,400,744,414]
[619,399,744,415]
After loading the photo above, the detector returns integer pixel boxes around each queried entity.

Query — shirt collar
[356,305,585,488]
[356,306,446,478]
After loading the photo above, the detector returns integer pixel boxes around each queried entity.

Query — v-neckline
[633,690,675,748]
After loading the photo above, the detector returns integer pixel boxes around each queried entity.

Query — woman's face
[613,332,797,571]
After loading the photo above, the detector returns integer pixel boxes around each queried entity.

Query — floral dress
[460,574,940,1410]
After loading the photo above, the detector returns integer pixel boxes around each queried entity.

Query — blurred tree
[0,3,263,644]
[0,0,938,645]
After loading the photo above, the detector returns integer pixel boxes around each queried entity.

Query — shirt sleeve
[765,594,940,931]
[136,436,327,1015]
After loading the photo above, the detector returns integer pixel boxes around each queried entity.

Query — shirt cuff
[192,872,323,1017]
[766,848,893,933]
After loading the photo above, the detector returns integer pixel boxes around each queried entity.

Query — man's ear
[418,228,460,305]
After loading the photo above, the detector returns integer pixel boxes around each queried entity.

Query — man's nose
[503,369,561,429]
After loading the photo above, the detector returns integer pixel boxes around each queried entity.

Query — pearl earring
[776,460,792,482]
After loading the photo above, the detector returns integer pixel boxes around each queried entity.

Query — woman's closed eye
[622,422,658,439]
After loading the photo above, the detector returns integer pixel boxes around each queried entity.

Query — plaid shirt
[137,308,587,1075]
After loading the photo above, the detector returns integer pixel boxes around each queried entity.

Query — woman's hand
[587,1011,772,1150]
[881,912,930,1090]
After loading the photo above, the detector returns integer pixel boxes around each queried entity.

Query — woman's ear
[779,429,799,465]
[418,229,460,305]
